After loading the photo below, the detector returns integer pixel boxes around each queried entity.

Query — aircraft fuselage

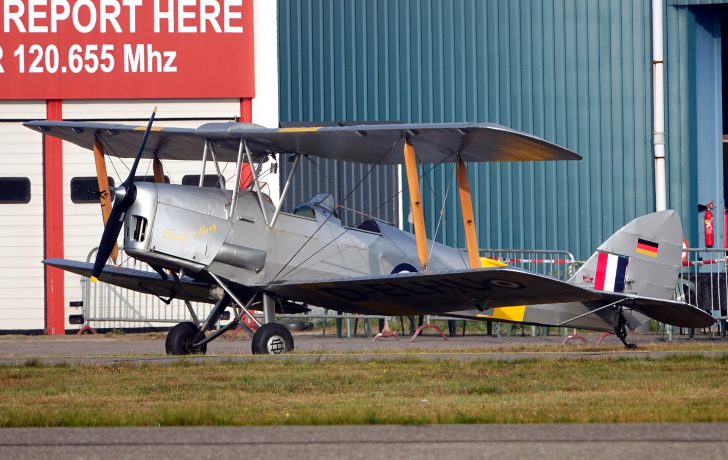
[122,182,470,288]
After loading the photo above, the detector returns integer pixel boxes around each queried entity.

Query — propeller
[91,108,158,280]
[93,139,119,263]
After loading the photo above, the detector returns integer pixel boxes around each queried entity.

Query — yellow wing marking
[278,127,322,133]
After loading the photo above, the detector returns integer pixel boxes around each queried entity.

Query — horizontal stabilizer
[600,293,715,329]
[25,121,581,165]
[265,267,601,316]
[44,258,213,304]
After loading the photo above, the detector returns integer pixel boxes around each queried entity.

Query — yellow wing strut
[403,139,428,271]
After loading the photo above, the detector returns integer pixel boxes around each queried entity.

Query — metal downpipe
[653,0,667,212]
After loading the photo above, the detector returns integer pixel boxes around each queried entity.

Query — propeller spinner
[91,108,158,280]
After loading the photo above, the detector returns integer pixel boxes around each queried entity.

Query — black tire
[251,323,294,355]
[165,322,207,355]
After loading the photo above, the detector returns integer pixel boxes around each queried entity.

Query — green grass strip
[2,354,727,426]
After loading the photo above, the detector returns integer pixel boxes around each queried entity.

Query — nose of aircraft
[113,185,126,203]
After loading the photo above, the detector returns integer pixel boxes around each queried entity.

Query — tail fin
[569,210,682,300]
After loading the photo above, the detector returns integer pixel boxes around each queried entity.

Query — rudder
[569,210,682,300]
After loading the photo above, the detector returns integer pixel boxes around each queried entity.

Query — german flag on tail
[636,238,659,257]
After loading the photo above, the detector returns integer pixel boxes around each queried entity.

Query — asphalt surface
[1,424,726,459]
[0,330,724,366]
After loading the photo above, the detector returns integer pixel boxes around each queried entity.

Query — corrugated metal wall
[278,0,668,259]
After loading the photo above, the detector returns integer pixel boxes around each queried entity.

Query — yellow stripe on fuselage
[477,257,526,321]
[133,126,162,131]
[476,305,527,322]
[480,256,506,267]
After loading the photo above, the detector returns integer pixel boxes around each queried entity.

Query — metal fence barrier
[78,247,213,331]
[677,248,728,337]
[478,248,579,281]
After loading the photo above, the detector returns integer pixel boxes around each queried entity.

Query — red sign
[0,0,254,99]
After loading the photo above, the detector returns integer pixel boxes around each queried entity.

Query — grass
[1,354,728,426]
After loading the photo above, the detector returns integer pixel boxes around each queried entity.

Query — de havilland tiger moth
[24,111,714,354]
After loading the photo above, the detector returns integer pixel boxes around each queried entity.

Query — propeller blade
[91,197,127,278]
[93,139,119,263]
[91,108,157,279]
[123,107,158,188]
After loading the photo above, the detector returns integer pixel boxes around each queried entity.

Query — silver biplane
[25,112,714,354]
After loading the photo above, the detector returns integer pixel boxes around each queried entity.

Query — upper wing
[599,292,715,329]
[264,267,602,316]
[45,258,213,303]
[24,121,580,165]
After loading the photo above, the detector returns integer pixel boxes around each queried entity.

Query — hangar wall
[278,0,685,260]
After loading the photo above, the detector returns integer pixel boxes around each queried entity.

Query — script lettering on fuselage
[162,223,217,241]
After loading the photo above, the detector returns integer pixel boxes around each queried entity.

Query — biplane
[25,112,714,354]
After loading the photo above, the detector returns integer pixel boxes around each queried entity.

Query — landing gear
[251,323,294,355]
[614,313,637,350]
[165,322,208,355]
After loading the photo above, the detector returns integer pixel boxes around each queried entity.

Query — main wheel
[251,323,294,355]
[165,322,207,355]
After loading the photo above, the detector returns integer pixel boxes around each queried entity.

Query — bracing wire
[428,162,457,266]
[270,138,402,282]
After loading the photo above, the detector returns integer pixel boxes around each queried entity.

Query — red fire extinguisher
[704,201,715,248]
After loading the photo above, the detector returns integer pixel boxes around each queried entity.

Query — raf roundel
[488,279,524,289]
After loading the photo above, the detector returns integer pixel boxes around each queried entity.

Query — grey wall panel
[279,0,667,259]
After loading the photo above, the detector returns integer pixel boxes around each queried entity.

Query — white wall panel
[0,102,46,331]
[62,99,241,120]
[0,101,46,119]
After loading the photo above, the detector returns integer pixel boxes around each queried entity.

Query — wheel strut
[614,312,637,350]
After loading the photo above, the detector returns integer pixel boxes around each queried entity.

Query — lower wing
[264,267,602,315]
[45,258,213,303]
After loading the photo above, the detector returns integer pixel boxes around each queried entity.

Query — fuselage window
[70,177,116,203]
[293,204,316,219]
[0,177,31,204]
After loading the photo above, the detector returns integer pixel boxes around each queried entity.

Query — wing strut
[92,138,118,263]
[270,154,301,228]
[152,154,165,183]
[403,138,429,271]
[243,140,269,226]
[229,140,245,218]
[456,157,480,268]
